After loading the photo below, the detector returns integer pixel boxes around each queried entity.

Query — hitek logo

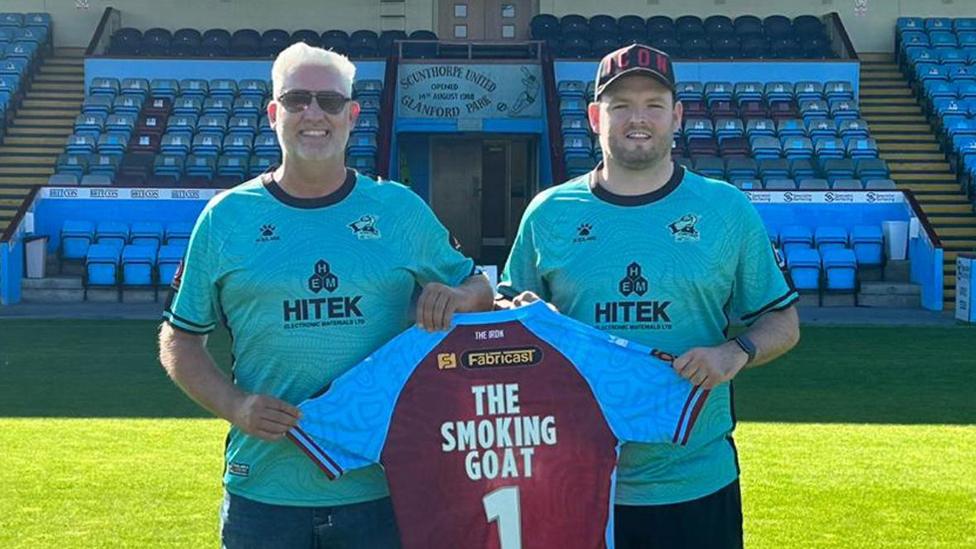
[282,260,364,326]
[594,262,672,326]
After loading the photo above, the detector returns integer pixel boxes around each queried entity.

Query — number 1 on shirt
[483,486,522,549]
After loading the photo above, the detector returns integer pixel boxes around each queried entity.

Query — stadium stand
[104,27,437,58]
[557,77,887,188]
[54,75,385,186]
[531,14,837,59]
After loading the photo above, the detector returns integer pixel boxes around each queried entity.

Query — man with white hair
[158,43,492,547]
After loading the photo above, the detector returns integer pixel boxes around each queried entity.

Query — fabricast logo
[348,214,381,239]
[594,263,672,328]
[308,260,339,293]
[282,260,365,327]
[256,224,280,243]
[668,214,700,242]
[619,262,649,296]
[462,347,543,368]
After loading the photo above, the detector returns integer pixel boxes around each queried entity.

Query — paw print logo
[308,260,339,294]
[260,224,276,237]
[577,223,592,237]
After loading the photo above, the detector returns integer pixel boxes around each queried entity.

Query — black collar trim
[588,163,684,206]
[261,167,357,209]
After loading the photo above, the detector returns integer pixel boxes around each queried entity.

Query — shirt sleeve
[288,326,448,480]
[730,198,799,324]
[407,195,477,288]
[162,207,220,334]
[499,207,550,299]
[523,311,705,445]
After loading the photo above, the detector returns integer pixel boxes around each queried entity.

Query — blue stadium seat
[746,119,777,138]
[253,133,280,156]
[353,79,383,100]
[184,155,216,180]
[929,31,957,49]
[347,131,377,156]
[112,96,143,117]
[60,220,95,264]
[150,78,180,100]
[122,244,158,287]
[822,158,856,182]
[65,134,96,155]
[557,80,586,100]
[96,221,130,249]
[226,115,258,137]
[896,17,924,33]
[684,118,714,139]
[191,134,222,157]
[923,80,957,102]
[704,82,733,105]
[347,154,376,176]
[837,119,870,140]
[217,155,248,180]
[758,155,790,177]
[88,154,120,177]
[794,81,824,103]
[355,114,379,132]
[85,244,122,293]
[249,154,279,177]
[936,49,968,68]
[196,114,228,137]
[120,78,150,100]
[223,134,253,156]
[806,118,836,140]
[725,157,758,180]
[676,82,704,103]
[172,96,203,117]
[179,79,209,98]
[782,136,814,159]
[693,156,725,179]
[786,247,821,291]
[105,113,136,133]
[916,62,949,83]
[847,138,879,159]
[232,97,263,118]
[799,100,830,120]
[851,225,884,266]
[157,244,186,286]
[822,248,857,292]
[89,77,120,98]
[56,154,89,178]
[949,66,976,82]
[814,226,848,252]
[164,222,193,246]
[171,28,202,57]
[749,136,783,160]
[814,137,846,159]
[790,158,817,181]
[203,97,233,117]
[764,178,796,190]
[798,178,828,190]
[154,155,186,179]
[128,221,163,249]
[831,178,863,190]
[855,158,890,180]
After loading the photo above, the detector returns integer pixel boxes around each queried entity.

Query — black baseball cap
[594,43,676,100]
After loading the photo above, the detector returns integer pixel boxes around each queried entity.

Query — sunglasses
[277,90,351,114]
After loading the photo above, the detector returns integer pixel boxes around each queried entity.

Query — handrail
[86,7,120,57]
[826,12,859,62]
[0,186,41,243]
[540,43,566,186]
[901,189,942,247]
[377,52,399,178]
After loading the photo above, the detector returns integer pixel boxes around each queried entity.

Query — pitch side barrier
[747,190,943,310]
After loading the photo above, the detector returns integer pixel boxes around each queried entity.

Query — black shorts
[614,479,743,549]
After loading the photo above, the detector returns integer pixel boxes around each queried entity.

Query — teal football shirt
[501,165,798,505]
[164,169,476,506]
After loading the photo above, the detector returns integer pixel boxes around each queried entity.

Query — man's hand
[509,291,558,311]
[231,393,301,441]
[417,282,468,331]
[672,342,749,389]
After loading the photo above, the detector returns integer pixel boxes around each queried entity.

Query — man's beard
[606,134,669,170]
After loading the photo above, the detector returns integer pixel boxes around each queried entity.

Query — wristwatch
[732,335,757,366]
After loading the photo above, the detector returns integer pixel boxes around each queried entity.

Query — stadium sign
[398,63,542,119]
[40,188,220,200]
[744,191,903,204]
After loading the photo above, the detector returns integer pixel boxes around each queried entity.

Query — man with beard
[500,44,800,548]
[158,43,492,548]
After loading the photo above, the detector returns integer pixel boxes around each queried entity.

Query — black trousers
[614,479,744,549]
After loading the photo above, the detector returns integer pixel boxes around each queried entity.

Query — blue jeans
[220,491,401,549]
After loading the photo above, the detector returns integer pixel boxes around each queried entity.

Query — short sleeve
[730,200,799,324]
[500,208,550,299]
[162,208,220,334]
[289,326,448,479]
[522,311,705,446]
[408,199,476,288]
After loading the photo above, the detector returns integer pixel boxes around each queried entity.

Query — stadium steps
[0,48,84,237]
[860,51,976,307]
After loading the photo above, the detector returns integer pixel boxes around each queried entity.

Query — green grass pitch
[1,320,974,548]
